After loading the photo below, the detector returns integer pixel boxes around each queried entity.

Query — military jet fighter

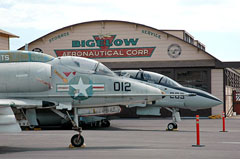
[115,70,222,130]
[0,50,167,147]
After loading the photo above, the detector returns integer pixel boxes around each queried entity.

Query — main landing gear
[165,108,181,131]
[66,110,84,147]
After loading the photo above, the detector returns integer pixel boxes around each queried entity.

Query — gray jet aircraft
[115,70,222,130]
[0,50,168,147]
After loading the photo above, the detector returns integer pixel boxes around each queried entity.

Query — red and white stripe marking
[57,85,69,92]
[57,84,104,92]
[92,84,105,91]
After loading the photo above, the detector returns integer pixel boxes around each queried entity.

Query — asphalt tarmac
[0,118,240,159]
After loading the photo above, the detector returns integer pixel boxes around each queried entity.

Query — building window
[184,33,194,44]
[225,69,240,88]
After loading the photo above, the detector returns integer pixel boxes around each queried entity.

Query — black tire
[101,119,110,127]
[167,123,175,131]
[71,134,84,147]
[173,123,178,129]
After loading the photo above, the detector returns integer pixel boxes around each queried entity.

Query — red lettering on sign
[55,47,155,58]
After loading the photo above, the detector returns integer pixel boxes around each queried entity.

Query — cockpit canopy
[115,70,182,88]
[59,56,115,76]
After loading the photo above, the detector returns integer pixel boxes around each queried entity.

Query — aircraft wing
[0,100,21,133]
[0,99,42,108]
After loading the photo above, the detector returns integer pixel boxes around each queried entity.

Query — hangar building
[18,20,240,117]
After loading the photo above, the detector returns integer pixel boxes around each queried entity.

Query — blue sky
[1,0,240,61]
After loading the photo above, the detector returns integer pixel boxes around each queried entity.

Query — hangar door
[233,91,240,115]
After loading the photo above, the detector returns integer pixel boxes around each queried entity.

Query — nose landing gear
[66,111,85,147]
[167,122,178,131]
[165,108,181,131]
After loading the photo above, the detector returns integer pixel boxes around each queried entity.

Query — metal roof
[0,29,19,38]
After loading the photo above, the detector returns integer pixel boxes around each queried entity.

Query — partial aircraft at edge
[0,50,174,147]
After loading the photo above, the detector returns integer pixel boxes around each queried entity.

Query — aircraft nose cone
[142,84,165,101]
[198,90,223,108]
[207,96,223,107]
[184,87,222,109]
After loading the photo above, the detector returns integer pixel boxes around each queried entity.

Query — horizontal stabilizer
[0,106,21,133]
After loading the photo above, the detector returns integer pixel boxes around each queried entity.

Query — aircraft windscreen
[115,70,136,78]
[135,71,162,84]
[160,76,182,87]
[95,63,116,76]
[142,72,161,84]
[60,56,98,73]
[136,71,182,87]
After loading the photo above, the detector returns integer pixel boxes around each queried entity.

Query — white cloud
[1,0,239,61]
[1,0,240,33]
[107,0,240,33]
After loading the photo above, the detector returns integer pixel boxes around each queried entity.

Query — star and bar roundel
[56,75,105,100]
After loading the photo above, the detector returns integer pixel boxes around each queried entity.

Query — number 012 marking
[114,82,131,91]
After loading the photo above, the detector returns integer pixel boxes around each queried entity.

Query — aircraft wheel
[167,123,176,131]
[173,123,178,129]
[71,134,84,147]
[101,119,110,127]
